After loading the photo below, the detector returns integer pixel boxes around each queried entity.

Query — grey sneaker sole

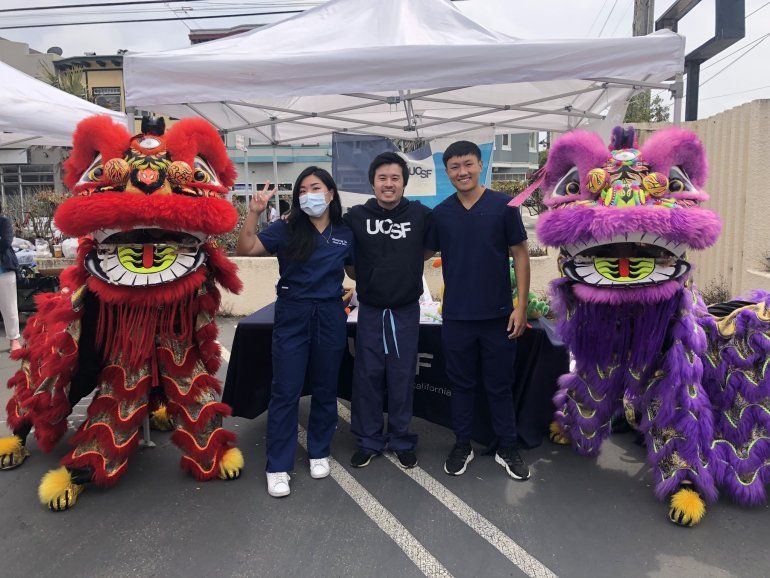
[495,453,530,481]
[444,449,474,476]
[351,453,378,468]
[395,455,418,469]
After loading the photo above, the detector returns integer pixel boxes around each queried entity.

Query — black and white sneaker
[394,450,418,469]
[443,442,474,476]
[350,449,379,468]
[495,446,530,480]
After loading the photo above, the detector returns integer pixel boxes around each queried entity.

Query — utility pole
[630,0,655,122]
[633,0,654,37]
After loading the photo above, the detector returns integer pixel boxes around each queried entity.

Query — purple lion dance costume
[527,125,770,527]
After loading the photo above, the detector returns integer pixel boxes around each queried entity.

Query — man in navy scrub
[344,152,431,469]
[425,141,531,481]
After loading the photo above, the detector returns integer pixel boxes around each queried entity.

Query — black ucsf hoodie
[344,197,431,308]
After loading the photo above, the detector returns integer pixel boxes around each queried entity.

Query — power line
[586,0,610,36]
[596,0,620,37]
[0,0,212,13]
[700,83,770,100]
[746,1,770,19]
[701,32,770,70]
[609,0,633,37]
[2,2,320,19]
[0,8,305,29]
[700,34,769,86]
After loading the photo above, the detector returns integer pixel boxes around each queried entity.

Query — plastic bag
[35,238,52,258]
[61,238,79,259]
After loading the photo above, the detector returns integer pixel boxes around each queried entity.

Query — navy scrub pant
[266,298,347,473]
[441,317,518,447]
[351,301,419,453]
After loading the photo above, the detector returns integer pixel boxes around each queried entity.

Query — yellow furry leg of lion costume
[38,467,84,512]
[0,436,30,470]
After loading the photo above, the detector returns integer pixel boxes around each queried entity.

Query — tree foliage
[624,91,670,124]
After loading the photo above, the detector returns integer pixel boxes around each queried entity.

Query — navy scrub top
[258,219,355,302]
[426,189,527,320]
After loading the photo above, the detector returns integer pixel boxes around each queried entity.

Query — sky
[1,0,768,119]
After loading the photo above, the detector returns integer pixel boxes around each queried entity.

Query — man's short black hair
[442,140,482,167]
[368,151,409,187]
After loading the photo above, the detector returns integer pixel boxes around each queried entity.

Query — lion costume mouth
[85,227,206,286]
[560,232,690,287]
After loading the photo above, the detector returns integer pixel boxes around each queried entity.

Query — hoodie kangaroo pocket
[368,266,421,306]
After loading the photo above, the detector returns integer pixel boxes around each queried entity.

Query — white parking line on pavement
[336,402,558,578]
[297,426,453,578]
[219,342,555,577]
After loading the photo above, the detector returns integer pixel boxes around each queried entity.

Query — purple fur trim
[699,290,770,505]
[536,204,721,250]
[573,281,681,305]
[542,130,608,202]
[638,287,717,502]
[610,125,636,150]
[641,127,709,189]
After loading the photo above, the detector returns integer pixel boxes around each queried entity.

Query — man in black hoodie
[344,152,431,469]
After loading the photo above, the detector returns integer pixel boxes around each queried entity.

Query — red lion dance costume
[0,115,244,510]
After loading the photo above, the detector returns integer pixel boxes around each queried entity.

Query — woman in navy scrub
[236,167,354,498]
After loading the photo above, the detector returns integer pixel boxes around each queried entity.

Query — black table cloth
[222,303,569,449]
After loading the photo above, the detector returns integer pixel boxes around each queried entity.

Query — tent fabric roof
[124,0,685,144]
[0,60,127,148]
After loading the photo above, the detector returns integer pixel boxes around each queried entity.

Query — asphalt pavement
[0,318,768,578]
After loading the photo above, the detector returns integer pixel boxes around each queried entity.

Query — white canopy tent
[0,60,127,148]
[124,0,685,146]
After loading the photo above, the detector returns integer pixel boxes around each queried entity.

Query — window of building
[501,134,511,150]
[92,86,122,111]
[529,133,538,153]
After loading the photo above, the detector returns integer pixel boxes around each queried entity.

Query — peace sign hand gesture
[249,181,277,214]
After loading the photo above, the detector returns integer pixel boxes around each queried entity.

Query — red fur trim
[173,428,236,481]
[204,244,243,294]
[86,267,207,307]
[55,192,238,238]
[168,401,231,432]
[61,451,129,488]
[94,293,195,370]
[68,422,142,462]
[157,345,200,377]
[165,118,237,189]
[98,366,152,402]
[85,396,149,429]
[32,419,69,453]
[162,372,222,404]
[63,116,132,191]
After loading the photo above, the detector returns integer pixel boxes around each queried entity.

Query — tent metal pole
[271,123,280,217]
[672,73,684,125]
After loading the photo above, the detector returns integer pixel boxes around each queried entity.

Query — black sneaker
[350,449,379,468]
[443,442,474,476]
[495,446,530,480]
[394,449,418,469]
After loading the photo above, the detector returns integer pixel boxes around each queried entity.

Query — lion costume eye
[192,156,220,186]
[77,154,104,185]
[553,167,580,197]
[667,166,693,195]
[565,181,580,195]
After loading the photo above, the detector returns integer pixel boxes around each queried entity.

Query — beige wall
[0,38,59,80]
[220,254,559,316]
[635,99,770,296]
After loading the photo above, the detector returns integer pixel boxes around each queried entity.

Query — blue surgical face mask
[300,192,329,218]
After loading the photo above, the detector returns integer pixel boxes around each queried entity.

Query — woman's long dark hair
[285,166,343,261]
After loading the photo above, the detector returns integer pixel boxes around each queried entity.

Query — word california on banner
[332,129,494,209]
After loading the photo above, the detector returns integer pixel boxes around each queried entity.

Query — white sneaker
[266,472,290,497]
[309,457,330,479]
